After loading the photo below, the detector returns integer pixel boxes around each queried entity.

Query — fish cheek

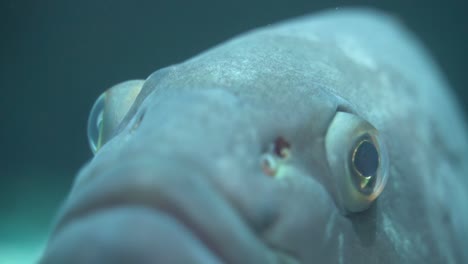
[347,203,378,246]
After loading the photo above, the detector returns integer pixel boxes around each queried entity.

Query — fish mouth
[41,206,225,263]
[39,158,279,263]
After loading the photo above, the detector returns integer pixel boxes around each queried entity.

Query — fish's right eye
[87,80,144,154]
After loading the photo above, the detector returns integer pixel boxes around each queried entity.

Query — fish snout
[40,90,295,263]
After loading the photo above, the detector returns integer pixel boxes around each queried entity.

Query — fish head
[39,8,468,264]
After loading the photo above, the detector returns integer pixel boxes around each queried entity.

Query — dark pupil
[354,140,379,176]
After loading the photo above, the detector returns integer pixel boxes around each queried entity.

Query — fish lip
[47,158,275,263]
[50,183,227,262]
[46,204,226,263]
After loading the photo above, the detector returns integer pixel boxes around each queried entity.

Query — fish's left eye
[87,80,144,154]
[325,111,389,213]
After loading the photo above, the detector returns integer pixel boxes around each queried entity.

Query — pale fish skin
[39,8,468,264]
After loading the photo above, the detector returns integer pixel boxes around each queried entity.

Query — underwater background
[1,0,467,263]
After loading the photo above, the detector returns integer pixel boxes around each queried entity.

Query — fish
[39,7,468,264]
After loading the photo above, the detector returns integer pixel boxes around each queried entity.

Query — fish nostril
[260,136,291,178]
[261,154,278,176]
[273,137,291,159]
